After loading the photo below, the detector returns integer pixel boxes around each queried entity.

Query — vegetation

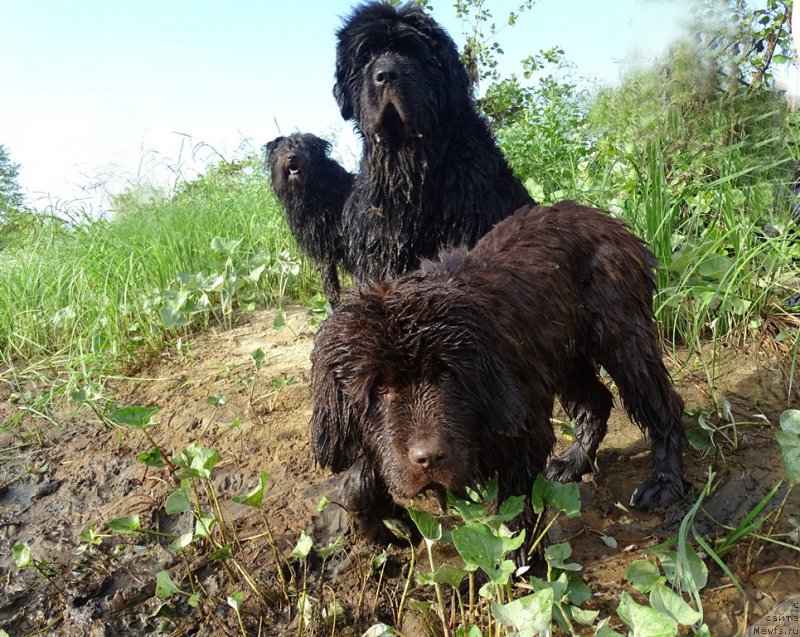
[2,0,800,635]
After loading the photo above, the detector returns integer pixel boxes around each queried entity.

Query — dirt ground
[1,307,798,636]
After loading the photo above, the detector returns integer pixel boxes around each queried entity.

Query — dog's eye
[374,379,390,397]
[439,367,454,380]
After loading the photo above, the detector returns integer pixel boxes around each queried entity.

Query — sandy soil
[1,307,798,636]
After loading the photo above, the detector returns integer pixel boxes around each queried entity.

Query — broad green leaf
[649,583,702,626]
[531,474,581,517]
[530,572,570,601]
[169,531,194,552]
[12,543,32,568]
[232,471,271,509]
[78,523,103,545]
[409,508,442,543]
[618,591,678,637]
[194,515,216,539]
[211,544,234,561]
[383,518,413,542]
[625,559,664,593]
[138,447,165,468]
[108,405,160,429]
[165,487,192,514]
[491,588,554,636]
[109,515,142,534]
[172,443,222,480]
[361,623,397,637]
[596,617,625,637]
[155,571,182,599]
[227,591,244,611]
[207,393,228,407]
[291,531,313,560]
[251,347,267,370]
[452,523,525,579]
[272,310,287,330]
[570,605,599,625]
[779,409,800,435]
[658,546,708,594]
[456,622,483,637]
[316,534,346,560]
[417,563,468,588]
[188,592,201,608]
[545,542,582,572]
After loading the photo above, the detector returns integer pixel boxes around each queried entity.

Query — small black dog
[265,133,354,306]
[333,1,533,283]
[311,202,687,544]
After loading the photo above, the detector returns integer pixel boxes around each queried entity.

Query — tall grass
[0,157,318,385]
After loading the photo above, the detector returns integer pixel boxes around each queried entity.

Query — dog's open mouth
[375,101,411,147]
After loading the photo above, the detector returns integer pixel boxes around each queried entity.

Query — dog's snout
[373,58,401,86]
[408,439,448,469]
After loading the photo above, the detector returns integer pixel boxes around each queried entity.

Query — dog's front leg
[338,456,417,545]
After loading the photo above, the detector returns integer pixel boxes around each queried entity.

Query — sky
[2,1,698,213]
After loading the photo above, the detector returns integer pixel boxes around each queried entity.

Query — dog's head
[333,2,470,148]
[310,274,526,500]
[264,133,332,196]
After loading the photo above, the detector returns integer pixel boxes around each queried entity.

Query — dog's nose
[408,439,448,470]
[373,58,400,86]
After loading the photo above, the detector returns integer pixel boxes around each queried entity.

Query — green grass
[0,157,319,388]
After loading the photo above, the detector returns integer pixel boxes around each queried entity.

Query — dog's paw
[629,473,688,510]
[545,444,591,483]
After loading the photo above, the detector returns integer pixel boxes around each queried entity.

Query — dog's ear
[313,136,332,157]
[473,348,527,436]
[310,334,362,473]
[333,59,355,121]
[263,137,283,162]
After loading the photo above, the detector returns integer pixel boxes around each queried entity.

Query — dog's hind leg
[597,327,688,510]
[546,357,613,483]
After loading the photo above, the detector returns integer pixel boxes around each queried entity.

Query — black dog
[311,202,687,544]
[333,1,533,283]
[265,133,354,306]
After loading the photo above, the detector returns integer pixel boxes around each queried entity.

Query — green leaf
[316,496,331,512]
[108,405,160,429]
[618,591,678,637]
[138,447,165,468]
[172,443,222,480]
[777,410,800,487]
[626,559,664,593]
[165,487,192,515]
[455,623,483,637]
[531,474,581,517]
[658,546,708,594]
[316,534,346,560]
[491,588,554,636]
[251,347,267,371]
[155,571,182,599]
[187,592,201,608]
[194,515,216,539]
[109,515,142,534]
[211,544,233,561]
[232,471,271,509]
[272,310,287,330]
[78,523,103,545]
[649,583,702,626]
[452,523,525,580]
[361,623,397,637]
[169,531,194,552]
[207,393,228,408]
[697,254,733,280]
[227,591,244,611]
[417,563,468,588]
[596,617,625,637]
[409,508,442,543]
[12,543,32,568]
[383,518,413,542]
[544,542,582,572]
[291,531,313,560]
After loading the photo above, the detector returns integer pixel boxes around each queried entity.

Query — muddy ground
[1,307,798,636]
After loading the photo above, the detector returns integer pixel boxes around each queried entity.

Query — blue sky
[2,1,694,211]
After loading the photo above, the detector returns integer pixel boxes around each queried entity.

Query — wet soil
[1,307,798,636]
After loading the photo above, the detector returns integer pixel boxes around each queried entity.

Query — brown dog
[311,202,687,543]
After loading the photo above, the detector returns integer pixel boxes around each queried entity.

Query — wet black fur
[265,133,354,306]
[334,1,533,283]
[311,202,688,544]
